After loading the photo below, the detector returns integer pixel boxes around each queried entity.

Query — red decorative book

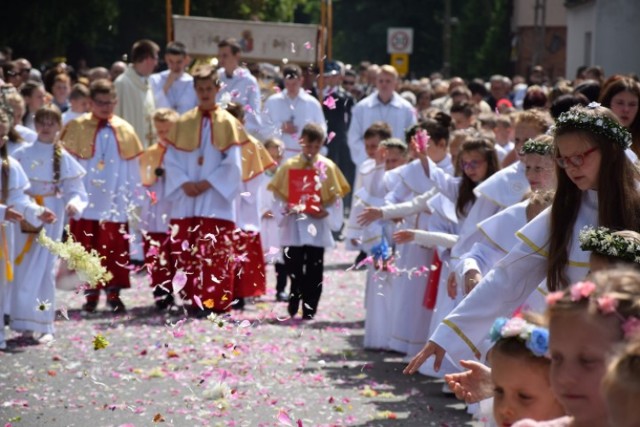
[288,169,321,214]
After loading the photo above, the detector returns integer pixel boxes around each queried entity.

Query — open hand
[404,340,446,374]
[357,207,382,226]
[444,360,493,403]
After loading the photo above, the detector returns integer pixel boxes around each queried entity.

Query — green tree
[450,0,511,78]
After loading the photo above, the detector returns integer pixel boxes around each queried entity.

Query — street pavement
[0,244,478,426]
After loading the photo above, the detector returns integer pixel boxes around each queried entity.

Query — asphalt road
[0,244,477,427]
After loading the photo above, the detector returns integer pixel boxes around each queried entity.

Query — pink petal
[193,295,204,311]
[277,409,293,425]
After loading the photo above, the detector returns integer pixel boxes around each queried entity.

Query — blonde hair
[525,189,555,221]
[379,64,399,79]
[513,109,553,134]
[602,340,640,395]
[547,268,640,341]
[153,108,179,123]
[263,138,285,156]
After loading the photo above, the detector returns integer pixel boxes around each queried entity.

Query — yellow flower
[93,334,109,351]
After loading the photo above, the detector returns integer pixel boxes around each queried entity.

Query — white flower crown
[552,102,632,149]
[579,226,640,264]
[520,138,553,156]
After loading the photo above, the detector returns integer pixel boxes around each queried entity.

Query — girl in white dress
[10,106,87,342]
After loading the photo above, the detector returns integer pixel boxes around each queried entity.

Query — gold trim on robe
[60,113,143,160]
[139,143,167,187]
[268,153,351,207]
[442,319,482,360]
[168,107,249,153]
[241,135,275,182]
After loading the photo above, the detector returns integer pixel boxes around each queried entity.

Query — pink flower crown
[546,280,640,340]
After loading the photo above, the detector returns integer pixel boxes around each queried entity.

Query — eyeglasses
[343,80,355,86]
[92,99,116,107]
[555,146,599,169]
[19,68,32,74]
[461,159,486,170]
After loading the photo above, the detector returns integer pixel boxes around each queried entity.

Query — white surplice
[216,67,262,137]
[164,118,242,222]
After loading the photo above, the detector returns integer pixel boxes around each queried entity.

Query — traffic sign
[387,27,413,54]
[390,53,409,77]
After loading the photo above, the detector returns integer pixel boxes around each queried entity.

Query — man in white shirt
[114,39,159,147]
[262,64,326,159]
[149,41,197,115]
[216,38,262,136]
[347,65,417,167]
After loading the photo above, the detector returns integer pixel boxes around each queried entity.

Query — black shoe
[287,297,299,317]
[107,297,126,313]
[276,292,289,302]
[231,297,245,310]
[354,251,367,268]
[155,294,174,311]
[82,300,98,313]
[302,312,314,320]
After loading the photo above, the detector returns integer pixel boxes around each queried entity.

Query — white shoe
[37,333,54,344]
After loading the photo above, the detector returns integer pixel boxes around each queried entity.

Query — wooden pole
[327,0,333,60]
[166,0,173,43]
[317,0,326,102]
[184,0,191,16]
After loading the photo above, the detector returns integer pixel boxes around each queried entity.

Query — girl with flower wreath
[447,315,565,426]
[405,103,640,377]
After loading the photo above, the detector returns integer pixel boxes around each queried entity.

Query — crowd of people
[1,37,640,426]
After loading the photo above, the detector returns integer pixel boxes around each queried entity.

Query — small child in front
[268,123,350,319]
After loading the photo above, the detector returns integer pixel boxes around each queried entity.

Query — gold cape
[139,143,167,187]
[268,153,351,206]
[60,113,143,160]
[241,135,275,182]
[168,107,248,152]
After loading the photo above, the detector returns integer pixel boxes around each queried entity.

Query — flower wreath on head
[579,226,640,264]
[520,138,553,156]
[550,102,632,149]
[489,316,549,357]
[546,280,640,340]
